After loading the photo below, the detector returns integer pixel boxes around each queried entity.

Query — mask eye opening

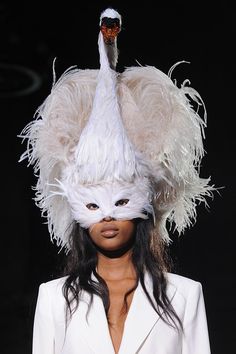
[115,199,129,207]
[86,203,99,210]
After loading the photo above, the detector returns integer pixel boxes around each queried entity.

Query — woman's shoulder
[38,275,67,295]
[166,272,202,286]
[165,272,203,299]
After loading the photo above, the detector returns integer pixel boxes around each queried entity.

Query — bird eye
[115,199,129,207]
[86,203,99,210]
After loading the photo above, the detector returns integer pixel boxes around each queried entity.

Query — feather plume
[119,63,213,240]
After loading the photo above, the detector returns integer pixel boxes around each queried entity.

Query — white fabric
[32,272,211,354]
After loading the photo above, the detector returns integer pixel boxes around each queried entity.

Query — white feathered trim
[54,178,153,229]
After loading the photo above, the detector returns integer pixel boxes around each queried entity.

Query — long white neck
[105,39,118,70]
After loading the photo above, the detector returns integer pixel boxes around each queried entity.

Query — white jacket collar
[75,272,177,354]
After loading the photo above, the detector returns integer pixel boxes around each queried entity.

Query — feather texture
[119,63,213,238]
[19,9,213,250]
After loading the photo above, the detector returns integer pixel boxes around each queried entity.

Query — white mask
[55,178,154,229]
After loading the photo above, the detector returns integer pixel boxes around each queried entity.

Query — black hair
[62,217,182,330]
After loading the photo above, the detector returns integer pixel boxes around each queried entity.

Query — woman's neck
[97,250,136,281]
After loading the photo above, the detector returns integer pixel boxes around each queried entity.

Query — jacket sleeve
[182,281,211,354]
[32,283,55,354]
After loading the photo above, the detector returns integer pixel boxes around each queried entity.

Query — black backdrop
[0,1,235,353]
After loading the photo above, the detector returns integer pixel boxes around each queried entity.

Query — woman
[20,7,213,354]
[33,217,211,354]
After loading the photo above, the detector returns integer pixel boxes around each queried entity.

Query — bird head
[100,9,121,45]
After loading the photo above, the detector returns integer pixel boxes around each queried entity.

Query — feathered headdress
[19,8,213,251]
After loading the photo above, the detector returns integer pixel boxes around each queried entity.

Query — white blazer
[32,272,211,354]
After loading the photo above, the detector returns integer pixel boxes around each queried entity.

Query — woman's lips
[101,225,119,238]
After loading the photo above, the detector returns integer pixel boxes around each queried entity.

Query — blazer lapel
[74,272,177,354]
[75,291,115,354]
[118,273,177,354]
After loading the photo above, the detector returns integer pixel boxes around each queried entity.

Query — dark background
[0,1,235,353]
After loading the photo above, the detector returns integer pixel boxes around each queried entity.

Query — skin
[88,216,136,253]
[88,216,137,353]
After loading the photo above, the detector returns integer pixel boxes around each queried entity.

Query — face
[88,218,136,252]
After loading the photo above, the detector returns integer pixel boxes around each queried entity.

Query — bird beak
[100,22,120,45]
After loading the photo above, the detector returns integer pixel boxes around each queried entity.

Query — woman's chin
[94,239,134,258]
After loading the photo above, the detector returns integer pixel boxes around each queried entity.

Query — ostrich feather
[119,63,213,237]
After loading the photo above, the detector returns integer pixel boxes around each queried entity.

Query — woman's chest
[107,280,136,353]
[54,288,182,354]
